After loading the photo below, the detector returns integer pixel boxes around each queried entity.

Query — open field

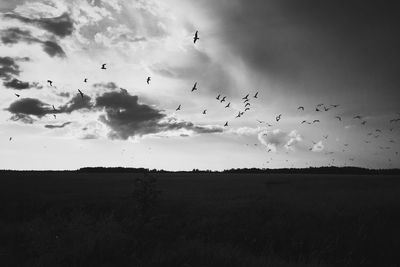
[1,171,400,266]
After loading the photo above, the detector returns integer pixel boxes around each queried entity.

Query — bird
[216,94,221,100]
[146,77,151,84]
[53,114,56,119]
[323,106,330,111]
[376,129,382,133]
[361,121,367,125]
[298,106,304,111]
[191,82,197,92]
[331,104,340,108]
[316,107,321,112]
[193,30,199,43]
[323,135,328,139]
[52,105,56,111]
[353,115,362,120]
[253,92,258,98]
[78,89,84,99]
[256,119,264,123]
[242,94,249,100]
[335,116,342,121]
[317,104,324,107]
[301,120,307,124]
[235,112,241,118]
[245,107,250,111]
[101,64,107,69]
[225,102,230,108]
[224,121,228,127]
[276,114,282,122]
[220,96,226,103]
[176,104,181,111]
[243,99,249,103]
[47,80,53,86]
[313,120,320,123]
[84,78,87,83]
[15,93,20,98]
[9,137,12,141]
[202,109,207,114]
[245,103,250,107]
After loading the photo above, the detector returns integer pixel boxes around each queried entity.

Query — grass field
[1,172,400,266]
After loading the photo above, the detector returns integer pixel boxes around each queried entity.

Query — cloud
[95,90,222,139]
[4,12,73,37]
[0,56,20,80]
[3,78,29,90]
[258,129,303,152]
[5,98,52,118]
[0,27,66,57]
[45,122,72,129]
[93,82,118,90]
[311,141,324,152]
[58,94,93,113]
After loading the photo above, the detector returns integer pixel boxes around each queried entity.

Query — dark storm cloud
[209,0,400,102]
[0,27,66,57]
[45,122,72,129]
[58,94,93,113]
[4,12,73,37]
[6,98,52,118]
[3,78,30,89]
[95,90,223,139]
[0,56,20,81]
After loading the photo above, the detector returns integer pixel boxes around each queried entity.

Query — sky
[0,0,399,170]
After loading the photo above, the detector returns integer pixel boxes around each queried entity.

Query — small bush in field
[131,173,161,219]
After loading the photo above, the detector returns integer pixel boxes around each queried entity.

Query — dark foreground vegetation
[1,170,400,266]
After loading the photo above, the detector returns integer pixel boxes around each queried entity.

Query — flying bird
[331,104,340,108]
[84,78,87,83]
[52,105,56,111]
[301,120,307,124]
[335,116,342,121]
[245,103,250,107]
[245,107,250,111]
[193,30,199,43]
[353,115,362,120]
[9,137,12,141]
[253,92,258,98]
[276,114,282,122]
[317,104,324,107]
[220,96,226,103]
[323,135,328,139]
[191,82,197,92]
[235,112,241,118]
[243,99,249,103]
[242,94,249,100]
[202,109,207,114]
[15,93,20,98]
[176,104,181,111]
[101,64,107,69]
[146,77,151,84]
[315,107,321,112]
[224,121,228,127]
[361,121,367,125]
[47,80,53,86]
[78,89,84,99]
[324,106,330,111]
[225,102,230,108]
[376,129,382,132]
[313,120,320,123]
[256,119,264,123]
[53,114,56,119]
[298,106,304,111]
[216,94,221,100]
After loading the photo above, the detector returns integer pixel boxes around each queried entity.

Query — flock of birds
[7,30,400,168]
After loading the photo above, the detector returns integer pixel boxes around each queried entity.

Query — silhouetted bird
[298,106,304,111]
[176,104,181,111]
[361,121,367,125]
[147,77,151,84]
[316,107,321,112]
[331,104,340,108]
[101,64,107,69]
[317,104,324,107]
[52,105,56,111]
[202,109,207,114]
[216,94,221,100]
[254,92,258,98]
[276,114,282,122]
[235,112,241,118]
[242,94,249,100]
[15,93,20,98]
[243,99,249,103]
[245,103,250,107]
[323,135,328,139]
[335,116,342,121]
[191,82,197,92]
[301,120,307,124]
[225,102,230,108]
[313,120,320,123]
[47,80,53,86]
[245,107,250,111]
[84,78,87,83]
[324,106,330,111]
[256,120,264,123]
[193,31,199,43]
[220,96,226,103]
[224,121,228,127]
[353,115,362,120]
[53,114,56,119]
[78,89,84,99]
